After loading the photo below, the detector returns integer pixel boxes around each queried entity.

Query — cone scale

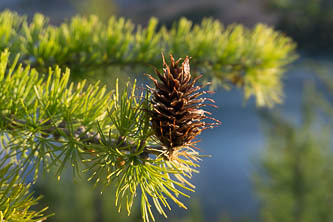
[147,54,220,159]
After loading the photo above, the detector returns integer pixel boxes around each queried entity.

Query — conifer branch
[0,10,297,107]
[0,50,212,222]
[3,114,166,158]
[0,152,50,221]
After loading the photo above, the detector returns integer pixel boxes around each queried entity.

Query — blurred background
[1,0,333,221]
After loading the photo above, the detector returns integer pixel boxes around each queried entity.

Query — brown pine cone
[146,54,220,159]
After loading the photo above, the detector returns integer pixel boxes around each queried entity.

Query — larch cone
[146,54,221,160]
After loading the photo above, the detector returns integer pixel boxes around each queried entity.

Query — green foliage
[0,49,200,221]
[266,0,333,50]
[0,49,111,180]
[0,10,296,107]
[305,62,333,121]
[0,152,49,221]
[253,59,333,222]
[255,109,333,222]
[268,0,327,20]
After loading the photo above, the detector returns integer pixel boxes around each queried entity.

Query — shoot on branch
[0,50,219,221]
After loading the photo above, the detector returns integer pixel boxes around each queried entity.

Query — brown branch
[2,114,167,159]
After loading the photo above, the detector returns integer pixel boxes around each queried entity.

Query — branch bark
[2,115,167,159]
